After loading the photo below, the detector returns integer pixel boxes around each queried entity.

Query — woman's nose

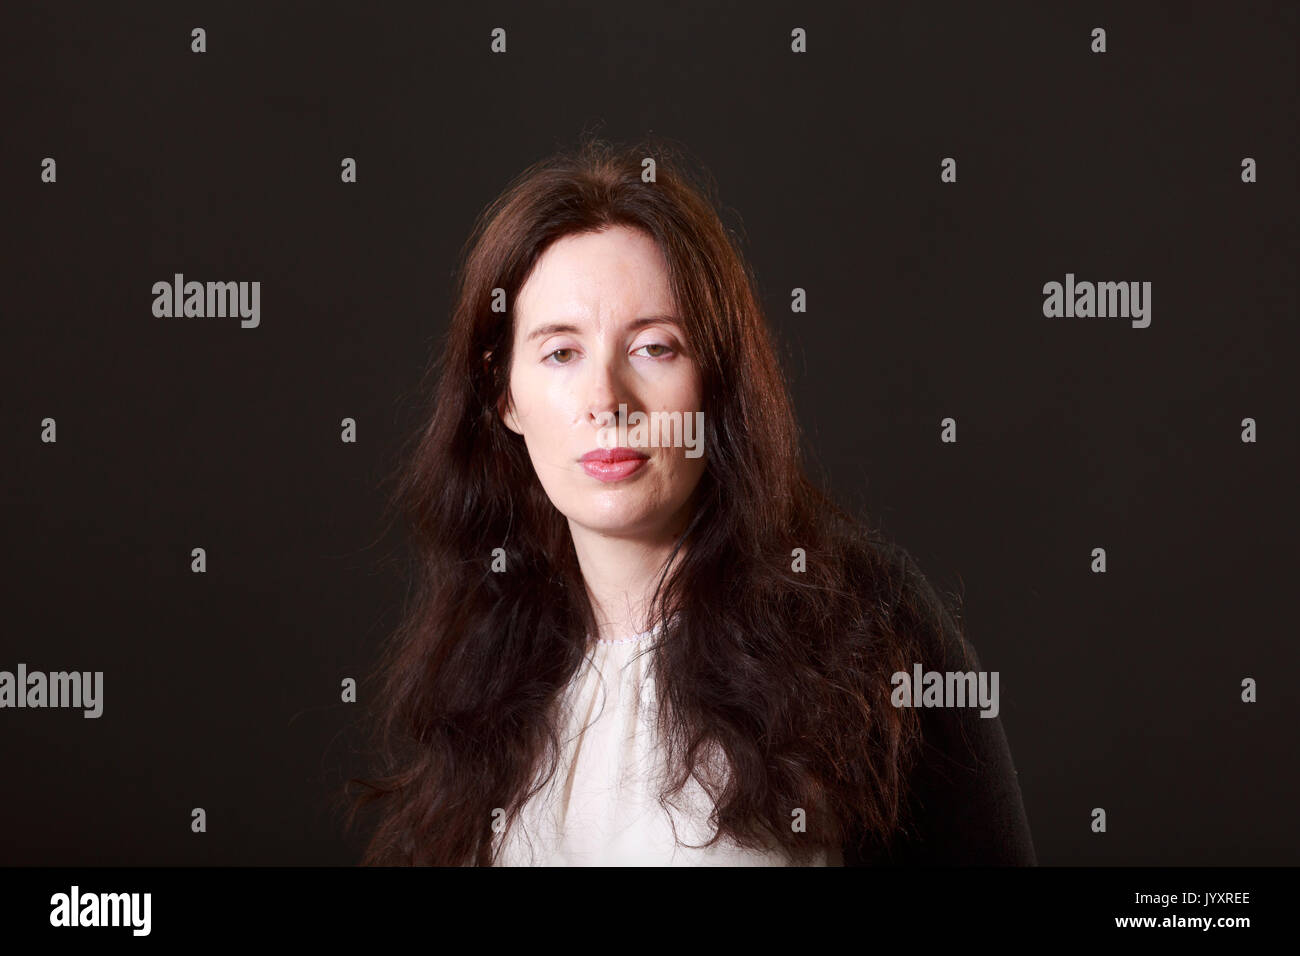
[583,356,632,426]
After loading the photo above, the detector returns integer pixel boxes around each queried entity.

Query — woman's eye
[545,348,576,365]
[633,343,674,359]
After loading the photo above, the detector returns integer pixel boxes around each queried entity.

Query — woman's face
[501,225,707,541]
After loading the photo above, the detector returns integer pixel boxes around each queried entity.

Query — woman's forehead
[515,229,676,334]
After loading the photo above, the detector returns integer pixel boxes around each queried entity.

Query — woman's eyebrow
[524,315,680,344]
[525,322,580,343]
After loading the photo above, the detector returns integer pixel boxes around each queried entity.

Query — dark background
[2,0,1295,865]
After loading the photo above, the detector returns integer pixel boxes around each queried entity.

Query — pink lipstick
[580,447,649,482]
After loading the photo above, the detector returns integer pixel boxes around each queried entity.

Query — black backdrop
[2,0,1296,866]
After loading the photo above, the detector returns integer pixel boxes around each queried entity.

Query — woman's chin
[567,507,667,539]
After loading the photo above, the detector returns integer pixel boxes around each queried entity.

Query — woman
[348,135,1035,866]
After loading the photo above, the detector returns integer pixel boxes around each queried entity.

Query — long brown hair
[346,134,958,865]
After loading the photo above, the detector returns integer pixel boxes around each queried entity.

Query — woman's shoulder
[845,536,1038,865]
[878,539,975,671]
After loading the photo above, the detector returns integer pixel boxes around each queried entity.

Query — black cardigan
[842,548,1037,866]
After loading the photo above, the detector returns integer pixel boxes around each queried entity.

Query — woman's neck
[567,523,686,644]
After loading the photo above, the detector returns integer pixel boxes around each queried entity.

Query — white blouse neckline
[593,620,665,645]
[494,612,840,866]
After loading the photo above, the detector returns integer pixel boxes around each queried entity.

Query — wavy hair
[346,134,967,865]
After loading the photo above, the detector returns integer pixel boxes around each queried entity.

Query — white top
[492,624,843,866]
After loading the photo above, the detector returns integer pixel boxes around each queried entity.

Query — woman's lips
[580,448,649,482]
